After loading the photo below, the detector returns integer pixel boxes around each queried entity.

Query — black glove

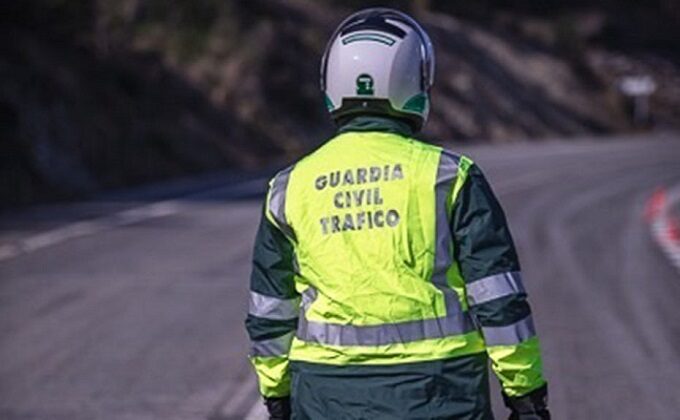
[503,384,550,420]
[264,396,291,420]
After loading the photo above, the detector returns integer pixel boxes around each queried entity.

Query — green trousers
[290,352,494,420]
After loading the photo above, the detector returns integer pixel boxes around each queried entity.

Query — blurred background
[1,1,680,419]
[2,0,680,207]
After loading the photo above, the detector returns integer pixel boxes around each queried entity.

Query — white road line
[0,243,20,260]
[0,178,267,263]
[0,200,181,263]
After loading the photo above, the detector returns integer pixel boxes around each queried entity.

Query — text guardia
[316,164,404,235]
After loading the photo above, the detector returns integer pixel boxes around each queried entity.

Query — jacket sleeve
[451,163,547,398]
[244,199,300,398]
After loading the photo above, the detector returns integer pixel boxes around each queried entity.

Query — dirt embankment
[2,0,678,208]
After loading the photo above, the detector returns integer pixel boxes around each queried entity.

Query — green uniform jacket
[245,117,547,419]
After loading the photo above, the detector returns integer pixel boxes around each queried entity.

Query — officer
[245,8,550,420]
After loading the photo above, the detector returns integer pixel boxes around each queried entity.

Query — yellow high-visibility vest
[266,131,484,365]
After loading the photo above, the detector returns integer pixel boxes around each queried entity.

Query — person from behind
[245,8,550,420]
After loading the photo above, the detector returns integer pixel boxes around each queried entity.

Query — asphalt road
[1,134,679,419]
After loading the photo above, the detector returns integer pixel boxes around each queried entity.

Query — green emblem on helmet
[356,74,374,96]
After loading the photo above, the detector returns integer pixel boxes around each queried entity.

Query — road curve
[1,133,679,419]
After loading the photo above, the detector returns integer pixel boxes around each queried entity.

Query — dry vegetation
[2,0,679,207]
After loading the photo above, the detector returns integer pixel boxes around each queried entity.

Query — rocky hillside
[2,0,679,208]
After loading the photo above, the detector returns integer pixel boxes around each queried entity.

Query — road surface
[1,134,679,419]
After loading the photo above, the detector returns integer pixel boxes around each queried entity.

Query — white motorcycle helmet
[321,8,435,132]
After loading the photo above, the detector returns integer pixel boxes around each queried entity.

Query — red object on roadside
[667,217,680,243]
[645,188,667,222]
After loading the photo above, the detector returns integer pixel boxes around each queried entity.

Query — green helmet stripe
[324,94,335,112]
[402,93,428,114]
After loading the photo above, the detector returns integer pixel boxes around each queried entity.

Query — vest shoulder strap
[451,155,474,206]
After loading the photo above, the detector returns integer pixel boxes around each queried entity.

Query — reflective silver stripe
[431,152,470,330]
[297,286,476,346]
[250,331,295,357]
[432,151,459,289]
[249,291,300,320]
[301,287,317,311]
[467,271,526,306]
[268,166,295,240]
[297,310,476,346]
[482,315,536,346]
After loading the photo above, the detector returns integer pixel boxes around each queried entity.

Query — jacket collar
[337,116,414,137]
